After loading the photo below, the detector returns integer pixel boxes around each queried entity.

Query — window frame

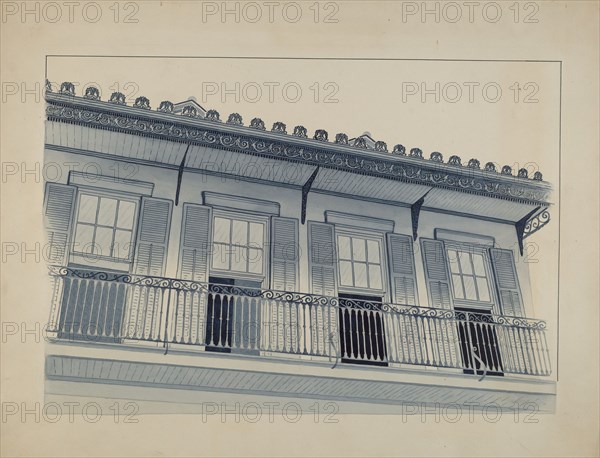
[445,242,497,310]
[209,209,270,283]
[69,189,140,271]
[335,227,388,297]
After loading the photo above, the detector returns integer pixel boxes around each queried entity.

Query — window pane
[248,248,263,274]
[352,238,366,262]
[248,222,264,248]
[231,220,248,245]
[339,260,353,286]
[117,201,136,229]
[472,253,486,277]
[463,276,477,300]
[368,264,382,289]
[113,229,133,259]
[94,227,113,256]
[459,251,473,275]
[452,274,464,299]
[74,224,94,254]
[78,195,98,224]
[447,249,460,274]
[230,246,246,272]
[338,236,351,260]
[212,243,229,270]
[354,262,368,288]
[477,277,490,302]
[97,198,117,226]
[367,240,380,263]
[213,217,230,243]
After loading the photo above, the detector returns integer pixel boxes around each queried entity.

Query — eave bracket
[301,167,320,225]
[516,207,550,255]
[175,144,190,206]
[411,189,432,241]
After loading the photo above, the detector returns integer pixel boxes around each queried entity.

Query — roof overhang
[45,91,552,225]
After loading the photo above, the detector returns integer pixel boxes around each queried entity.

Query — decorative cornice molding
[325,211,395,233]
[45,93,552,205]
[202,191,280,215]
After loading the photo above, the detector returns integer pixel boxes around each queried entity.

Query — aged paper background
[1,1,598,456]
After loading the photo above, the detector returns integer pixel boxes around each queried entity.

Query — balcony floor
[45,339,556,414]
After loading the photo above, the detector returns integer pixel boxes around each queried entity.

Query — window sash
[71,193,137,261]
[446,247,492,304]
[211,213,267,277]
[337,234,384,291]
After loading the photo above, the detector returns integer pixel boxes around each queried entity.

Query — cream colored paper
[1,1,598,456]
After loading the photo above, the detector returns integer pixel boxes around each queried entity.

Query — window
[72,193,137,261]
[337,234,384,291]
[211,215,266,276]
[447,248,491,302]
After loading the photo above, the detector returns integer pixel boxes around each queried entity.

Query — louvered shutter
[270,216,299,291]
[171,203,212,345]
[133,197,172,276]
[44,183,76,265]
[490,248,524,317]
[308,222,338,358]
[489,247,527,373]
[268,217,299,352]
[125,197,172,341]
[386,233,420,363]
[421,239,453,309]
[387,233,418,306]
[178,204,212,281]
[420,238,458,367]
[308,222,337,296]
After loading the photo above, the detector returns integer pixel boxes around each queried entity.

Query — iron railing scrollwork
[47,266,552,376]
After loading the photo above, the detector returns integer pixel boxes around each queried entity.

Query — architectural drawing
[43,81,555,413]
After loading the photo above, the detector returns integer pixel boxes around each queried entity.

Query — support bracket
[523,209,551,240]
[175,144,190,206]
[301,167,320,225]
[515,207,543,256]
[411,189,432,241]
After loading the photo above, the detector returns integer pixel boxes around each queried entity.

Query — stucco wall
[43,146,534,317]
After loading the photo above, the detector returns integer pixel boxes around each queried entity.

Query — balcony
[46,265,551,378]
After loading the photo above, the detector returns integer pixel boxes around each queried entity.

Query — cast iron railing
[47,266,552,376]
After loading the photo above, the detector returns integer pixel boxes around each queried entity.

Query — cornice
[45,91,552,206]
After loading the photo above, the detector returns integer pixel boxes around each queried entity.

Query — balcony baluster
[47,266,551,377]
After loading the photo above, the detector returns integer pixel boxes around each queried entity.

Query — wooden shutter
[386,233,420,363]
[268,217,299,353]
[125,197,171,341]
[133,197,172,277]
[490,248,524,317]
[178,204,212,282]
[420,238,458,367]
[270,216,299,291]
[308,221,338,357]
[169,203,211,345]
[421,239,454,309]
[387,233,418,306]
[44,182,76,265]
[308,222,337,296]
[489,247,527,372]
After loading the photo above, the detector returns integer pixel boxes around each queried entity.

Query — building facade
[43,82,555,414]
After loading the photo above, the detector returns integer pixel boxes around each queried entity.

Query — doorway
[338,293,388,366]
[456,308,504,376]
[205,276,262,353]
